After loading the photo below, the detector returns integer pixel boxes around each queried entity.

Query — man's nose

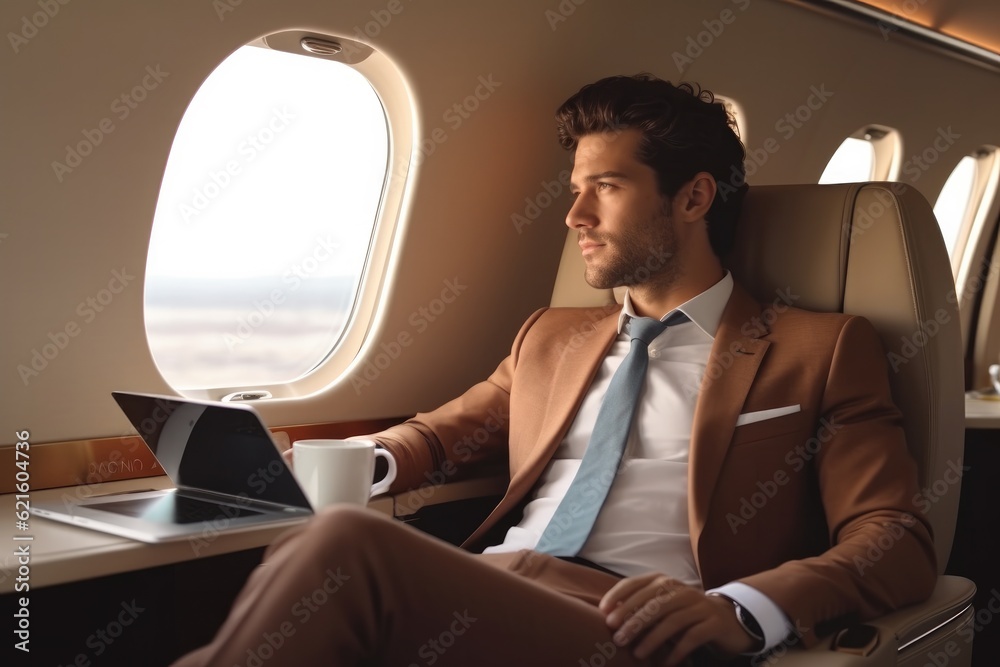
[565,193,596,229]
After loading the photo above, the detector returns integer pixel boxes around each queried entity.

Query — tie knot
[628,312,689,346]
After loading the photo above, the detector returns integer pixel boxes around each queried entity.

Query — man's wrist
[707,592,766,653]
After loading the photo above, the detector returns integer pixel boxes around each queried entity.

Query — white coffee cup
[292,439,397,508]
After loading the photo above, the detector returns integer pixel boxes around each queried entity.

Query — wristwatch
[707,593,766,652]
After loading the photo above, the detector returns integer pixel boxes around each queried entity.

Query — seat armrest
[390,474,508,517]
[872,575,976,650]
[770,576,975,666]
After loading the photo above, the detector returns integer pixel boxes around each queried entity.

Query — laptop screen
[112,392,311,510]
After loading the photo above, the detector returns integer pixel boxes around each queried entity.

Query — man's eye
[597,182,614,191]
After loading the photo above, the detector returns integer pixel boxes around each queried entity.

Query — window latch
[221,390,273,402]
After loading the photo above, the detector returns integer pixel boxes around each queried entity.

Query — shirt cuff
[706,582,793,654]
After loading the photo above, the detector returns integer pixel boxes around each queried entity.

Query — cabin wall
[3,0,998,443]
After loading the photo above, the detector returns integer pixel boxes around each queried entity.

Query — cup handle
[370,448,397,497]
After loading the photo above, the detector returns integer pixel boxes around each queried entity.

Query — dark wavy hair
[555,74,748,258]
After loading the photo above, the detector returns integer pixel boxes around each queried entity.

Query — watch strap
[708,592,766,651]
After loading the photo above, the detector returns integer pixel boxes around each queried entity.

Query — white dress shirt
[481,271,792,652]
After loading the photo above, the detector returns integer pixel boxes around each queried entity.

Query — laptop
[31,391,314,543]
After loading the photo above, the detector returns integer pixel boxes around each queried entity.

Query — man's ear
[675,172,716,223]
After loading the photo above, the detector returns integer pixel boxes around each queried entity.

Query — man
[174,74,936,666]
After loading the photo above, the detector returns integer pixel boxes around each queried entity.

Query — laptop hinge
[178,486,311,514]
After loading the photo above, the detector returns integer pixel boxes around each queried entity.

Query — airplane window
[818,137,875,184]
[144,45,388,390]
[936,147,1000,286]
[933,155,977,257]
[819,126,901,184]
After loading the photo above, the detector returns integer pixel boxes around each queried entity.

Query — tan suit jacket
[371,282,937,645]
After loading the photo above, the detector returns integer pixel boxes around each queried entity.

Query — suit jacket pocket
[730,409,810,447]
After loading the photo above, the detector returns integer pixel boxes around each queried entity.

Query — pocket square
[736,404,801,426]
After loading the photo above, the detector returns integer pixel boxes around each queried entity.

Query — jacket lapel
[506,309,620,499]
[463,308,620,549]
[688,284,770,570]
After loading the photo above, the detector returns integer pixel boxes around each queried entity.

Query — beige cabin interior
[2,0,1000,664]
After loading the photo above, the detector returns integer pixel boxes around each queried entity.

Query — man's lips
[579,239,605,254]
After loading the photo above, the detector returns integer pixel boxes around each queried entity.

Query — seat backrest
[549,182,964,570]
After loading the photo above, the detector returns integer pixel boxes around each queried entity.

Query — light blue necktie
[534,311,690,556]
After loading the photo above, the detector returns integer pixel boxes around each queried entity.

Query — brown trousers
[172,506,727,666]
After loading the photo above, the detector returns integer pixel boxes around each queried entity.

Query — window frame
[950,147,1000,342]
[160,31,414,402]
[819,124,902,184]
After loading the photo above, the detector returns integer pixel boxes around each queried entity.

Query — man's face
[566,128,679,291]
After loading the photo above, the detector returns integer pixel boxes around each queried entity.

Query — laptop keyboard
[90,493,266,525]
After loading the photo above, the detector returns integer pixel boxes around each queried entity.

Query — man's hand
[598,573,758,666]
[273,431,294,469]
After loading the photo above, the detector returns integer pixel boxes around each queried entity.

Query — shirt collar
[617,271,734,339]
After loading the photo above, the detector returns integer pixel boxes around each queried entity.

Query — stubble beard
[583,208,680,292]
